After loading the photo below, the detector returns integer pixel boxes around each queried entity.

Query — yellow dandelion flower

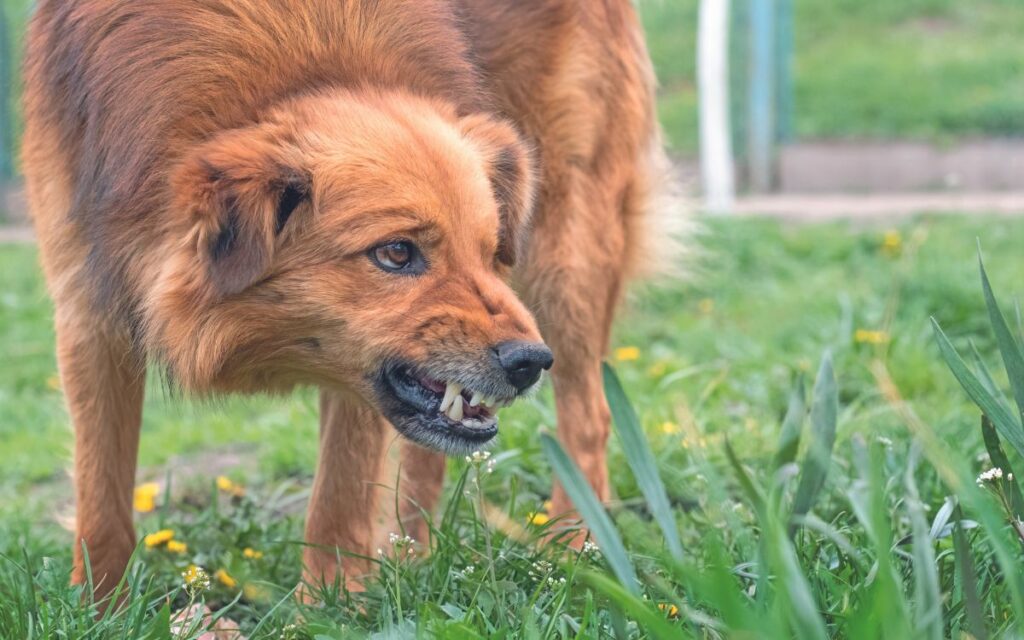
[214,568,238,589]
[46,374,62,391]
[529,512,550,526]
[660,421,680,434]
[698,298,714,315]
[216,476,245,496]
[243,582,270,603]
[133,482,160,513]
[143,529,175,548]
[657,603,680,618]
[614,346,640,362]
[165,540,188,554]
[854,329,890,345]
[881,230,902,255]
[242,547,264,560]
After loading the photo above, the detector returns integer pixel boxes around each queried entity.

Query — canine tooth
[483,395,496,407]
[448,395,464,421]
[440,382,462,412]
[469,391,482,407]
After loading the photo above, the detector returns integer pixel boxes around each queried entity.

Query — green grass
[2,214,1024,637]
[640,0,1024,152]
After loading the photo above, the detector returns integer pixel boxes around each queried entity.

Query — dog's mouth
[375,362,517,454]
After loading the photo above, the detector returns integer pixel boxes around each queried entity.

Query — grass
[640,0,1024,152]
[2,214,1024,636]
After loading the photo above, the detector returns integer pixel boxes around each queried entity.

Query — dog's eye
[370,241,423,274]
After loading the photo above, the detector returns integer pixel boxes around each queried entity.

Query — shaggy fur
[21,0,671,595]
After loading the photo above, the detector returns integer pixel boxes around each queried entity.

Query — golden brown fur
[21,0,668,595]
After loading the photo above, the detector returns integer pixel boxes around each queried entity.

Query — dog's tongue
[417,374,447,394]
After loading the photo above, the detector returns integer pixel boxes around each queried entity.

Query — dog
[21,0,674,595]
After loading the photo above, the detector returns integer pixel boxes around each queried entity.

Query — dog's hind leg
[302,390,389,596]
[60,308,146,597]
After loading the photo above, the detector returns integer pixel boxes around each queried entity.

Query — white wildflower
[977,467,1004,485]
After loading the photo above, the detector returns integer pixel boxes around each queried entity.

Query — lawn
[641,0,1024,151]
[2,214,1024,637]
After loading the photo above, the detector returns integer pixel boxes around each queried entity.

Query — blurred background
[2,0,1023,221]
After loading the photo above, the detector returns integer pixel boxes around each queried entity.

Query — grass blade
[969,341,1013,413]
[978,249,1024,428]
[577,571,687,640]
[773,374,806,470]
[604,363,684,561]
[724,439,767,515]
[905,447,943,640]
[980,415,1024,517]
[540,432,639,594]
[952,504,988,640]
[763,517,829,639]
[932,318,1024,457]
[791,352,838,529]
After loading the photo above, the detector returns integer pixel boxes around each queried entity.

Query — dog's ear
[460,115,536,266]
[173,128,309,298]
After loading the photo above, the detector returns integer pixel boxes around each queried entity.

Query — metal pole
[775,0,794,144]
[747,0,775,192]
[0,2,13,180]
[698,0,735,214]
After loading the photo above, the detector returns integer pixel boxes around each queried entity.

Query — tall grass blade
[969,341,1013,412]
[540,432,639,594]
[790,352,837,529]
[603,363,684,561]
[773,374,806,470]
[952,504,988,640]
[932,318,1024,456]
[978,249,1024,427]
[980,416,1024,517]
[723,439,766,514]
[905,447,943,640]
[577,571,687,639]
[763,518,829,639]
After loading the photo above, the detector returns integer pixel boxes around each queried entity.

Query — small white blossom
[876,436,893,448]
[977,467,1004,485]
[387,532,415,547]
[465,450,493,465]
[582,540,600,558]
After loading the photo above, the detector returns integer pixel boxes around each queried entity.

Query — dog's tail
[622,132,697,284]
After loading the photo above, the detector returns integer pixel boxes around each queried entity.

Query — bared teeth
[436,380,515,422]
[448,395,464,421]
[440,382,462,412]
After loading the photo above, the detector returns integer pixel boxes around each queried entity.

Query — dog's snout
[494,340,554,392]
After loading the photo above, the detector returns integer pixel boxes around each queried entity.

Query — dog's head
[152,89,550,453]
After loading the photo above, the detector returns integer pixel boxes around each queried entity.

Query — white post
[697,0,735,214]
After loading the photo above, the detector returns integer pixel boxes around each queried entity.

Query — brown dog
[21,0,675,595]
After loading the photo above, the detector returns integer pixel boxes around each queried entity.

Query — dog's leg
[395,442,446,544]
[521,178,627,528]
[60,312,146,596]
[303,390,388,594]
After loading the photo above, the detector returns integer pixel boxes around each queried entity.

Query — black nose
[495,340,554,392]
